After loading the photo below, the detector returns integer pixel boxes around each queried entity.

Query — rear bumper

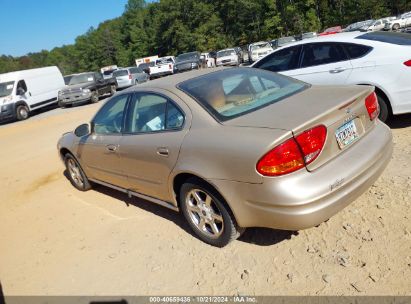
[117,80,133,89]
[209,121,393,230]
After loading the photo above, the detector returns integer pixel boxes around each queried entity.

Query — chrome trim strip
[89,178,179,212]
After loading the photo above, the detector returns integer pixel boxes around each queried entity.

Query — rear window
[356,32,411,45]
[113,70,129,77]
[342,43,372,59]
[129,67,140,74]
[178,68,308,121]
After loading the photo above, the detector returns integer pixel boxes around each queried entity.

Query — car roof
[124,67,228,92]
[271,31,371,48]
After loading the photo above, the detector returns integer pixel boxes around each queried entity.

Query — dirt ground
[0,100,410,296]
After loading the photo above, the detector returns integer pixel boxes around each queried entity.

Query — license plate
[335,120,359,149]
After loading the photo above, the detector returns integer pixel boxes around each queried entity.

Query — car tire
[180,178,244,247]
[110,85,117,96]
[16,104,30,121]
[377,94,391,122]
[64,153,92,191]
[90,91,99,103]
[392,24,400,31]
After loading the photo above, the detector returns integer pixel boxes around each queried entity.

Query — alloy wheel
[185,189,224,239]
[67,158,84,188]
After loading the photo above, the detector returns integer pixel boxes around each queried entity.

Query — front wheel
[16,104,30,121]
[180,179,244,247]
[90,91,99,103]
[392,24,400,31]
[110,85,116,96]
[64,154,91,191]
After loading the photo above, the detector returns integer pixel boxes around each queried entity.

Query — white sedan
[252,31,411,122]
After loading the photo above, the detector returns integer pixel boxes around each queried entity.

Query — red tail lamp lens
[295,125,327,165]
[365,92,379,120]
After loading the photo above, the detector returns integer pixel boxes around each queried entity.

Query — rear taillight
[256,125,327,176]
[365,92,379,120]
[295,125,327,165]
[403,60,411,67]
[129,74,132,79]
[256,138,304,176]
[169,64,172,69]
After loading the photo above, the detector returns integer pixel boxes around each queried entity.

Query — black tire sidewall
[16,104,29,121]
[377,94,390,122]
[180,180,239,247]
[90,91,98,103]
[64,154,91,191]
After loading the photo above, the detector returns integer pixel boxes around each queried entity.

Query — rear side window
[129,67,139,74]
[254,45,302,72]
[301,43,348,68]
[342,43,372,59]
[113,70,129,77]
[356,32,411,45]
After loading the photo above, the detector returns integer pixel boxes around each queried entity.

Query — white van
[0,66,64,121]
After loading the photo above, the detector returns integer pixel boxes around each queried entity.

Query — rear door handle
[106,144,118,152]
[329,67,346,74]
[157,147,169,157]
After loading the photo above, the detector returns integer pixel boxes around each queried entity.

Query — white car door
[286,42,353,85]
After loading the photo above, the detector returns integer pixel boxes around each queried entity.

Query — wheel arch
[357,83,393,115]
[171,172,241,227]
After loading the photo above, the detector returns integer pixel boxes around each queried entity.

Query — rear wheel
[110,84,116,96]
[64,154,91,191]
[377,94,391,122]
[16,104,29,121]
[180,179,244,247]
[392,23,400,31]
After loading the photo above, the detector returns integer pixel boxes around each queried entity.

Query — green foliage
[1,0,410,74]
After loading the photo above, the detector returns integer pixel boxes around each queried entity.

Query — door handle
[106,144,118,152]
[329,67,346,74]
[156,147,169,157]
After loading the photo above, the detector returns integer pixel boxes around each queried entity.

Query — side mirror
[16,87,26,96]
[74,123,91,137]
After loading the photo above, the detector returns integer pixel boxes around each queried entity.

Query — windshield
[113,70,129,77]
[251,43,270,51]
[68,73,95,85]
[217,50,236,58]
[357,31,411,45]
[178,68,308,121]
[63,75,73,85]
[0,81,14,97]
[278,37,295,45]
[176,52,198,62]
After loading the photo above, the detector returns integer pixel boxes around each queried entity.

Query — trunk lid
[224,85,376,171]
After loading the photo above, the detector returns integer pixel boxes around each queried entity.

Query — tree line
[1,0,410,75]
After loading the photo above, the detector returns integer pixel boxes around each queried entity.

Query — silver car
[113,67,149,89]
[58,68,392,247]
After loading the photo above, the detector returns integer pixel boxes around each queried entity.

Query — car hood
[175,59,198,66]
[61,83,93,92]
[217,55,236,61]
[224,85,372,132]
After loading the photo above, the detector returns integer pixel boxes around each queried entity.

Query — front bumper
[58,92,92,105]
[0,103,16,121]
[209,121,393,230]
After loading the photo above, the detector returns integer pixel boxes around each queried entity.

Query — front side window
[301,43,348,68]
[125,93,184,133]
[178,67,308,121]
[254,45,301,72]
[93,94,129,134]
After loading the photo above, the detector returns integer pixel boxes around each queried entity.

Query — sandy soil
[0,100,410,296]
